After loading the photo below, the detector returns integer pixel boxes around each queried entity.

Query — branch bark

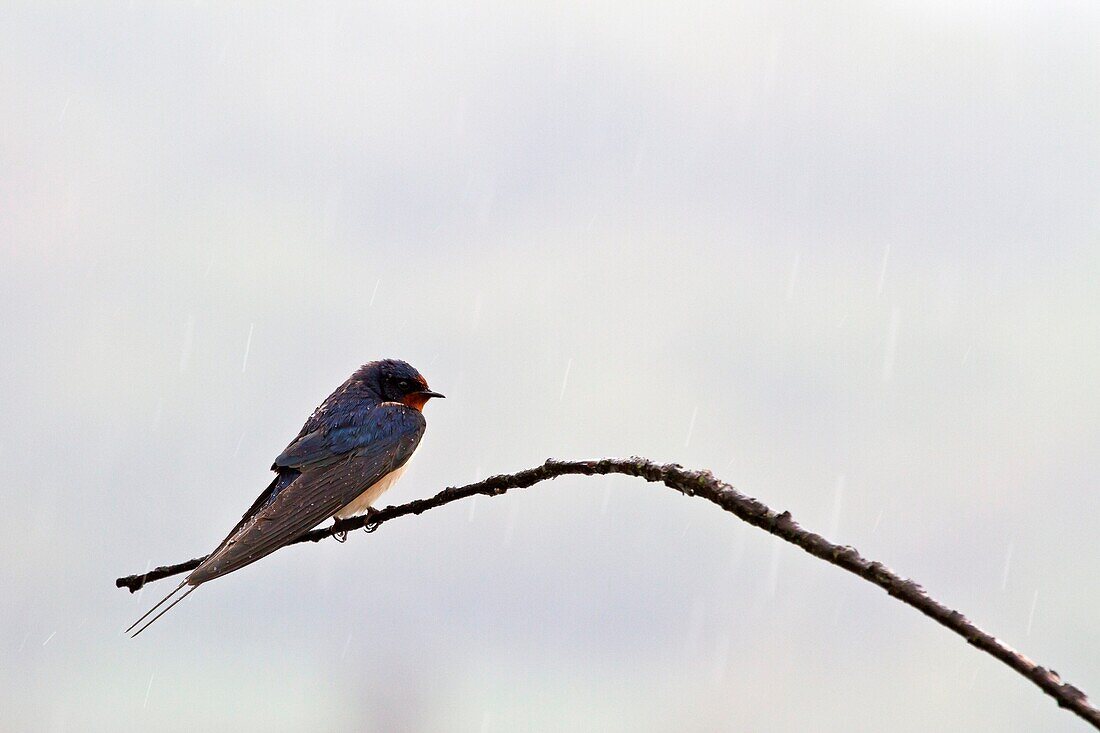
[116,457,1100,729]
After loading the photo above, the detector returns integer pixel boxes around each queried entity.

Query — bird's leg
[363,507,381,533]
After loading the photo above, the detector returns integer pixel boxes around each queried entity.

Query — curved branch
[116,457,1100,729]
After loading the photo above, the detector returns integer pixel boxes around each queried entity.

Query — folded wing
[187,404,425,585]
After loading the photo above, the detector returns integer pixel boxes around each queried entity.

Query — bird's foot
[333,526,348,543]
[363,507,381,533]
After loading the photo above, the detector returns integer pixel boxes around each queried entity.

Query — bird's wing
[187,404,425,585]
[272,394,386,470]
[272,424,380,469]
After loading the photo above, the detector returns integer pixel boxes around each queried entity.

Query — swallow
[127,359,443,636]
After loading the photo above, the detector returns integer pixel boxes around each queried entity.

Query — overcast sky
[2,2,1099,731]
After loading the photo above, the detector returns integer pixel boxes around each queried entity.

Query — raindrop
[134,559,153,603]
[58,96,72,123]
[876,244,890,295]
[143,671,155,709]
[241,323,254,373]
[684,406,698,448]
[559,358,572,401]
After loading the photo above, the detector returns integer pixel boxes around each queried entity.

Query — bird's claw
[333,530,348,543]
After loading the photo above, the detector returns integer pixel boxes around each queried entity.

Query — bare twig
[116,457,1100,729]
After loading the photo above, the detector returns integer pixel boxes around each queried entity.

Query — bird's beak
[418,390,445,400]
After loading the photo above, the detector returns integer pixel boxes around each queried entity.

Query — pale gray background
[2,2,1099,731]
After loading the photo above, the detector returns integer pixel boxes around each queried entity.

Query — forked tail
[125,579,198,638]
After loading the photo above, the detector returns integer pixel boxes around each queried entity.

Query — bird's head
[359,359,444,411]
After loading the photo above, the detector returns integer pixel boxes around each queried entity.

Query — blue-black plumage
[127,359,443,636]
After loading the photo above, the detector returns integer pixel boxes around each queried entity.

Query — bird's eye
[397,380,410,389]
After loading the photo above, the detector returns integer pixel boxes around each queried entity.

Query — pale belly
[333,463,409,520]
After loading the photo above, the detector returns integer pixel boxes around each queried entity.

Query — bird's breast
[333,462,409,520]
